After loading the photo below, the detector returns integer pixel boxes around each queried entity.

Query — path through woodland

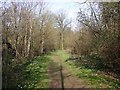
[48,51,88,88]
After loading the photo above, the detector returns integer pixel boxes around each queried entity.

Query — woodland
[1,1,120,89]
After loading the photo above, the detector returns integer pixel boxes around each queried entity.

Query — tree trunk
[40,29,44,54]
[61,31,64,50]
[26,20,32,57]
[24,31,27,57]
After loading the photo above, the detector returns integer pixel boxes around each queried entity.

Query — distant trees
[64,27,76,49]
[55,12,71,50]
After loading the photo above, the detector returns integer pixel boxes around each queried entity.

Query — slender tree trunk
[14,35,19,60]
[40,29,44,54]
[26,19,32,57]
[59,32,62,49]
[61,31,64,50]
[24,30,27,57]
[26,30,31,57]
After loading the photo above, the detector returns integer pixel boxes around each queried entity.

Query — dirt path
[48,52,89,88]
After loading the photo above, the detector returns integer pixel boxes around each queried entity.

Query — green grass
[18,55,51,88]
[66,61,120,88]
[57,50,120,88]
[56,50,70,61]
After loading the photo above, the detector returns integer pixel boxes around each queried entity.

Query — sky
[47,1,79,19]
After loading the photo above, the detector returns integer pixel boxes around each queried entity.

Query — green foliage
[2,55,51,89]
[18,56,51,88]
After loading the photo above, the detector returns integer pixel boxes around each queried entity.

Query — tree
[55,12,71,50]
